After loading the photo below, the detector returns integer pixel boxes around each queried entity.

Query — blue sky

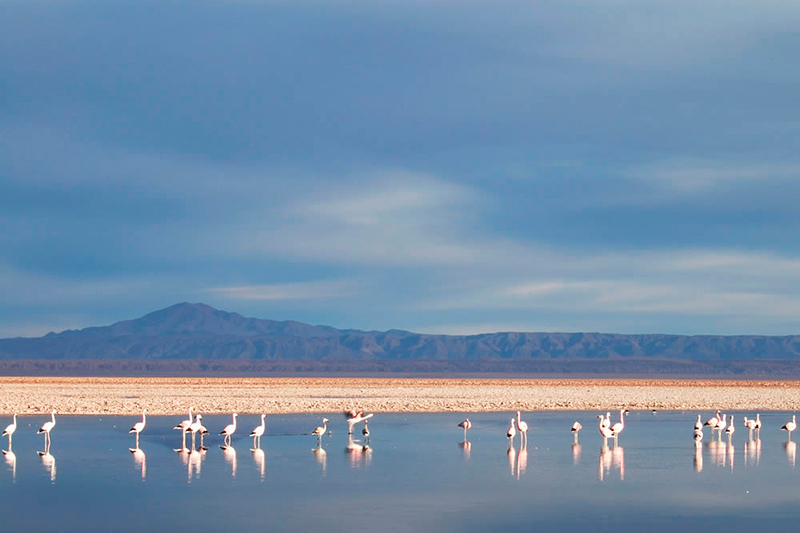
[2,0,800,337]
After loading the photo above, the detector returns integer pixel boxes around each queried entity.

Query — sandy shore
[1,377,800,415]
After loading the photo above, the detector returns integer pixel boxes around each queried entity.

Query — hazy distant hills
[1,302,800,364]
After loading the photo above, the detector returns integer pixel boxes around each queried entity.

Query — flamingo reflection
[345,434,372,469]
[187,446,205,483]
[515,443,528,480]
[744,438,761,468]
[313,443,327,476]
[222,445,237,478]
[571,443,581,465]
[252,448,266,481]
[784,440,796,468]
[131,448,146,481]
[459,440,472,461]
[507,444,516,476]
[40,451,56,483]
[4,450,16,482]
[694,442,703,473]
[598,443,624,481]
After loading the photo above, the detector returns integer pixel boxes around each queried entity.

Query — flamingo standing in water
[743,417,757,440]
[597,414,613,445]
[344,410,374,435]
[220,413,238,448]
[726,415,736,443]
[694,415,703,433]
[715,414,727,441]
[129,409,147,450]
[571,421,582,444]
[516,411,529,446]
[37,410,57,451]
[187,414,204,451]
[458,419,472,440]
[362,420,370,445]
[507,418,517,446]
[610,410,627,443]
[782,415,797,440]
[173,407,194,450]
[2,414,17,452]
[250,414,267,450]
[311,418,329,444]
[754,413,762,437]
[704,410,721,439]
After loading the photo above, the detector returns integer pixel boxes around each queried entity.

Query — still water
[1,411,799,532]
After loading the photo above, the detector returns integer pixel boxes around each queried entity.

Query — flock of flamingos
[1,408,798,477]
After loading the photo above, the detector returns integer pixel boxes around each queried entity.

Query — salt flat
[1,377,799,415]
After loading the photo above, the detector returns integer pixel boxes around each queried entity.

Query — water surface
[1,411,798,532]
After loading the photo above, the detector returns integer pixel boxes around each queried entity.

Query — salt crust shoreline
[1,377,799,416]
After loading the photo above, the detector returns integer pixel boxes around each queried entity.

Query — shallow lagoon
[1,411,799,532]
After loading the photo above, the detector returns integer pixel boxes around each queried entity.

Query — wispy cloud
[626,157,800,192]
[206,279,364,301]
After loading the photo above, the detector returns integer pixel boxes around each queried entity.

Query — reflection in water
[571,443,581,465]
[345,435,372,469]
[707,440,729,468]
[252,448,266,481]
[131,448,146,482]
[515,444,528,480]
[507,445,516,477]
[459,441,471,461]
[39,451,56,483]
[694,442,703,473]
[784,440,796,468]
[188,448,205,483]
[4,450,16,482]
[598,444,624,481]
[727,443,735,471]
[222,445,237,478]
[744,439,761,467]
[313,444,327,476]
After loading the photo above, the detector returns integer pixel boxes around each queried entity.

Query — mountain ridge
[1,302,799,362]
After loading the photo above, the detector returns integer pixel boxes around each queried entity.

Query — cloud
[625,157,800,192]
[206,279,365,301]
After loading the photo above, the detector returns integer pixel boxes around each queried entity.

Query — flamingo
[311,418,329,443]
[597,414,613,445]
[715,414,727,441]
[704,410,721,438]
[187,414,204,451]
[129,409,146,450]
[250,414,267,450]
[743,416,757,440]
[507,418,517,446]
[601,412,611,429]
[173,407,194,449]
[219,413,238,447]
[458,418,472,440]
[694,415,703,433]
[726,415,736,442]
[782,415,797,439]
[37,410,57,450]
[610,409,627,442]
[199,418,210,450]
[754,413,762,436]
[344,410,374,434]
[571,421,582,444]
[2,414,17,451]
[516,411,529,445]
[362,419,370,445]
